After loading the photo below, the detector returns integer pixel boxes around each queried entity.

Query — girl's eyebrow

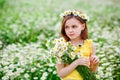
[65,24,69,27]
[72,24,77,26]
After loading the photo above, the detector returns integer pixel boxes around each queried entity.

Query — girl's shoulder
[84,39,93,45]
[85,39,93,42]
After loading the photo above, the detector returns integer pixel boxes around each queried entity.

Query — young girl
[56,10,99,80]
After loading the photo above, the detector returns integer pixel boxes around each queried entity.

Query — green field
[0,0,120,80]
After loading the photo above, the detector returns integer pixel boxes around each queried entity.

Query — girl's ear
[82,23,85,30]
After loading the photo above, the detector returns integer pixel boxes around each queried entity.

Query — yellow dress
[61,39,93,80]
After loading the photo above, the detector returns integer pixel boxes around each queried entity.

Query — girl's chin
[69,36,80,40]
[69,37,76,40]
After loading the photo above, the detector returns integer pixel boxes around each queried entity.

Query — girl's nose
[69,28,73,32]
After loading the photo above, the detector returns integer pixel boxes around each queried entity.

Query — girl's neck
[70,37,83,46]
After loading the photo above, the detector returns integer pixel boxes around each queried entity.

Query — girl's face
[65,17,85,41]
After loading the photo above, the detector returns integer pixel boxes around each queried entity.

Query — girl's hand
[89,55,99,69]
[74,57,89,67]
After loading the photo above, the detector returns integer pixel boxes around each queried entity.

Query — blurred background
[0,0,120,80]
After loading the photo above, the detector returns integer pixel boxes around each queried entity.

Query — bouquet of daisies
[50,38,97,80]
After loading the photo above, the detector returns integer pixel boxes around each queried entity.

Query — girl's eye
[65,26,69,29]
[72,25,77,28]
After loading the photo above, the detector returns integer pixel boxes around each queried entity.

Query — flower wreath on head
[60,10,89,22]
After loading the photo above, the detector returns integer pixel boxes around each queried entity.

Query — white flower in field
[53,71,56,74]
[0,41,2,44]
[104,72,110,78]
[24,73,29,78]
[99,54,105,57]
[2,60,9,66]
[33,77,38,80]
[36,63,41,68]
[7,44,17,51]
[15,53,21,58]
[31,67,36,72]
[9,64,15,68]
[40,72,48,80]
[6,70,13,76]
[96,74,100,79]
[20,60,26,66]
[101,57,107,61]
[43,72,48,77]
[46,40,50,47]
[108,72,112,76]
[98,71,104,75]
[48,68,52,72]
[19,49,25,53]
[17,68,24,73]
[102,63,110,66]
[108,55,114,59]
[40,76,46,80]
[2,76,9,80]
[3,53,8,58]
[3,66,9,71]
[49,63,55,67]
[115,47,120,53]
[98,67,104,70]
[37,33,45,41]
[0,41,2,48]
[0,65,1,69]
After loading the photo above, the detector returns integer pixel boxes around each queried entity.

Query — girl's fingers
[92,56,97,61]
[93,59,97,63]
[90,55,95,61]
[95,59,99,64]
[93,58,99,65]
[90,56,99,64]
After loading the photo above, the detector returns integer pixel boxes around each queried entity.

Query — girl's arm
[56,62,77,78]
[56,57,89,78]
[90,43,99,72]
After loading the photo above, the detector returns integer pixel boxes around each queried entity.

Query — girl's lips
[69,34,74,36]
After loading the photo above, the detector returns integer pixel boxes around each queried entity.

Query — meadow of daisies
[0,0,120,80]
